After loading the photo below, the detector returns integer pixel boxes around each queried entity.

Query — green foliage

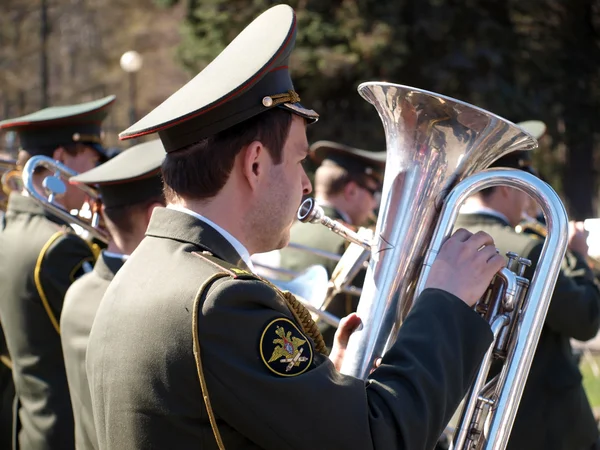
[163,0,600,217]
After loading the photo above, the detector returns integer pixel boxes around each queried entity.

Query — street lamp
[120,50,143,126]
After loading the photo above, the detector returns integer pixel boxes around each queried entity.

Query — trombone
[21,155,110,244]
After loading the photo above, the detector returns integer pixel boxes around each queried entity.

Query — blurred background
[0,0,599,219]
[1,0,600,414]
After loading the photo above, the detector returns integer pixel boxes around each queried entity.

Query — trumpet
[21,155,110,243]
[297,83,569,450]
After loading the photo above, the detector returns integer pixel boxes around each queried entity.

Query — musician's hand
[568,221,589,256]
[424,228,505,307]
[329,313,362,371]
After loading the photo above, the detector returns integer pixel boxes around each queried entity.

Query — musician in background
[0,154,15,449]
[278,140,385,345]
[86,5,506,449]
[457,150,600,450]
[61,139,165,450]
[0,96,115,450]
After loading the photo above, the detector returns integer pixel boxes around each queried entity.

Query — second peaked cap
[70,139,166,208]
[119,4,318,153]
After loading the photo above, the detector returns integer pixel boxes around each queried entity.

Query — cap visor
[280,102,319,123]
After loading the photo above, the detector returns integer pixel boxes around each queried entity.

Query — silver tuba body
[297,83,569,449]
[340,82,540,378]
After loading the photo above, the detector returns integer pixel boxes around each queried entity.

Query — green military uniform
[88,206,492,449]
[456,151,600,450]
[279,141,385,345]
[0,329,14,449]
[86,5,496,449]
[0,96,115,450]
[61,139,165,450]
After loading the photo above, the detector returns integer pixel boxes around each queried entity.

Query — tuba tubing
[415,168,568,450]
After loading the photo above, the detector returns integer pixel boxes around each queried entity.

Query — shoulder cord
[35,231,67,334]
[191,272,329,450]
[192,272,229,450]
[279,290,329,356]
[35,231,100,335]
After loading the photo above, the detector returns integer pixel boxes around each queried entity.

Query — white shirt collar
[459,204,510,225]
[166,204,255,272]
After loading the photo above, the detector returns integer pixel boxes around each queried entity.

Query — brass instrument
[21,155,110,243]
[264,264,340,328]
[297,83,569,450]
[0,158,22,209]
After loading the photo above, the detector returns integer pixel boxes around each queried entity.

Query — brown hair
[162,109,293,203]
[103,195,166,237]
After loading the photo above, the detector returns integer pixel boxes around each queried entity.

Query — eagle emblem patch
[260,318,313,377]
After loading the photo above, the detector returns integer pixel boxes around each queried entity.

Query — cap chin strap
[262,90,301,107]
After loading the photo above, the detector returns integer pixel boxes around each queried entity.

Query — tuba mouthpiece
[297,198,323,223]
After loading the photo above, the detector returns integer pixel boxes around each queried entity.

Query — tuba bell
[297,83,569,450]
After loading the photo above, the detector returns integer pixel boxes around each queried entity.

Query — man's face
[254,115,312,252]
[505,187,530,227]
[349,176,380,226]
[61,145,101,211]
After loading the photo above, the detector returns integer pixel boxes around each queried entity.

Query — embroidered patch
[260,318,313,377]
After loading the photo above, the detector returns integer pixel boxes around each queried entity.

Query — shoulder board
[191,251,258,280]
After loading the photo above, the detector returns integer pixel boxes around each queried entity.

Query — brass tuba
[298,83,569,450]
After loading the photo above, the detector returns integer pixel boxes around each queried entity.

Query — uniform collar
[459,204,511,227]
[94,251,126,281]
[457,210,511,228]
[145,207,251,271]
[166,205,254,272]
[5,192,69,226]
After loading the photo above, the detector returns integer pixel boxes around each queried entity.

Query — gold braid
[279,290,329,356]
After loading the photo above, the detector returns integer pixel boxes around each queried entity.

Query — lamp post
[119,51,143,126]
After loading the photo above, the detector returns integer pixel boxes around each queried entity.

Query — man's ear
[343,180,358,201]
[241,140,266,190]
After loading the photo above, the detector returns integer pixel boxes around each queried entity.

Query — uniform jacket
[0,328,14,450]
[0,193,95,450]
[87,206,493,450]
[456,212,600,450]
[62,252,125,450]
[279,206,364,345]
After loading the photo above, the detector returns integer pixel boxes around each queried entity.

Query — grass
[580,351,600,412]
